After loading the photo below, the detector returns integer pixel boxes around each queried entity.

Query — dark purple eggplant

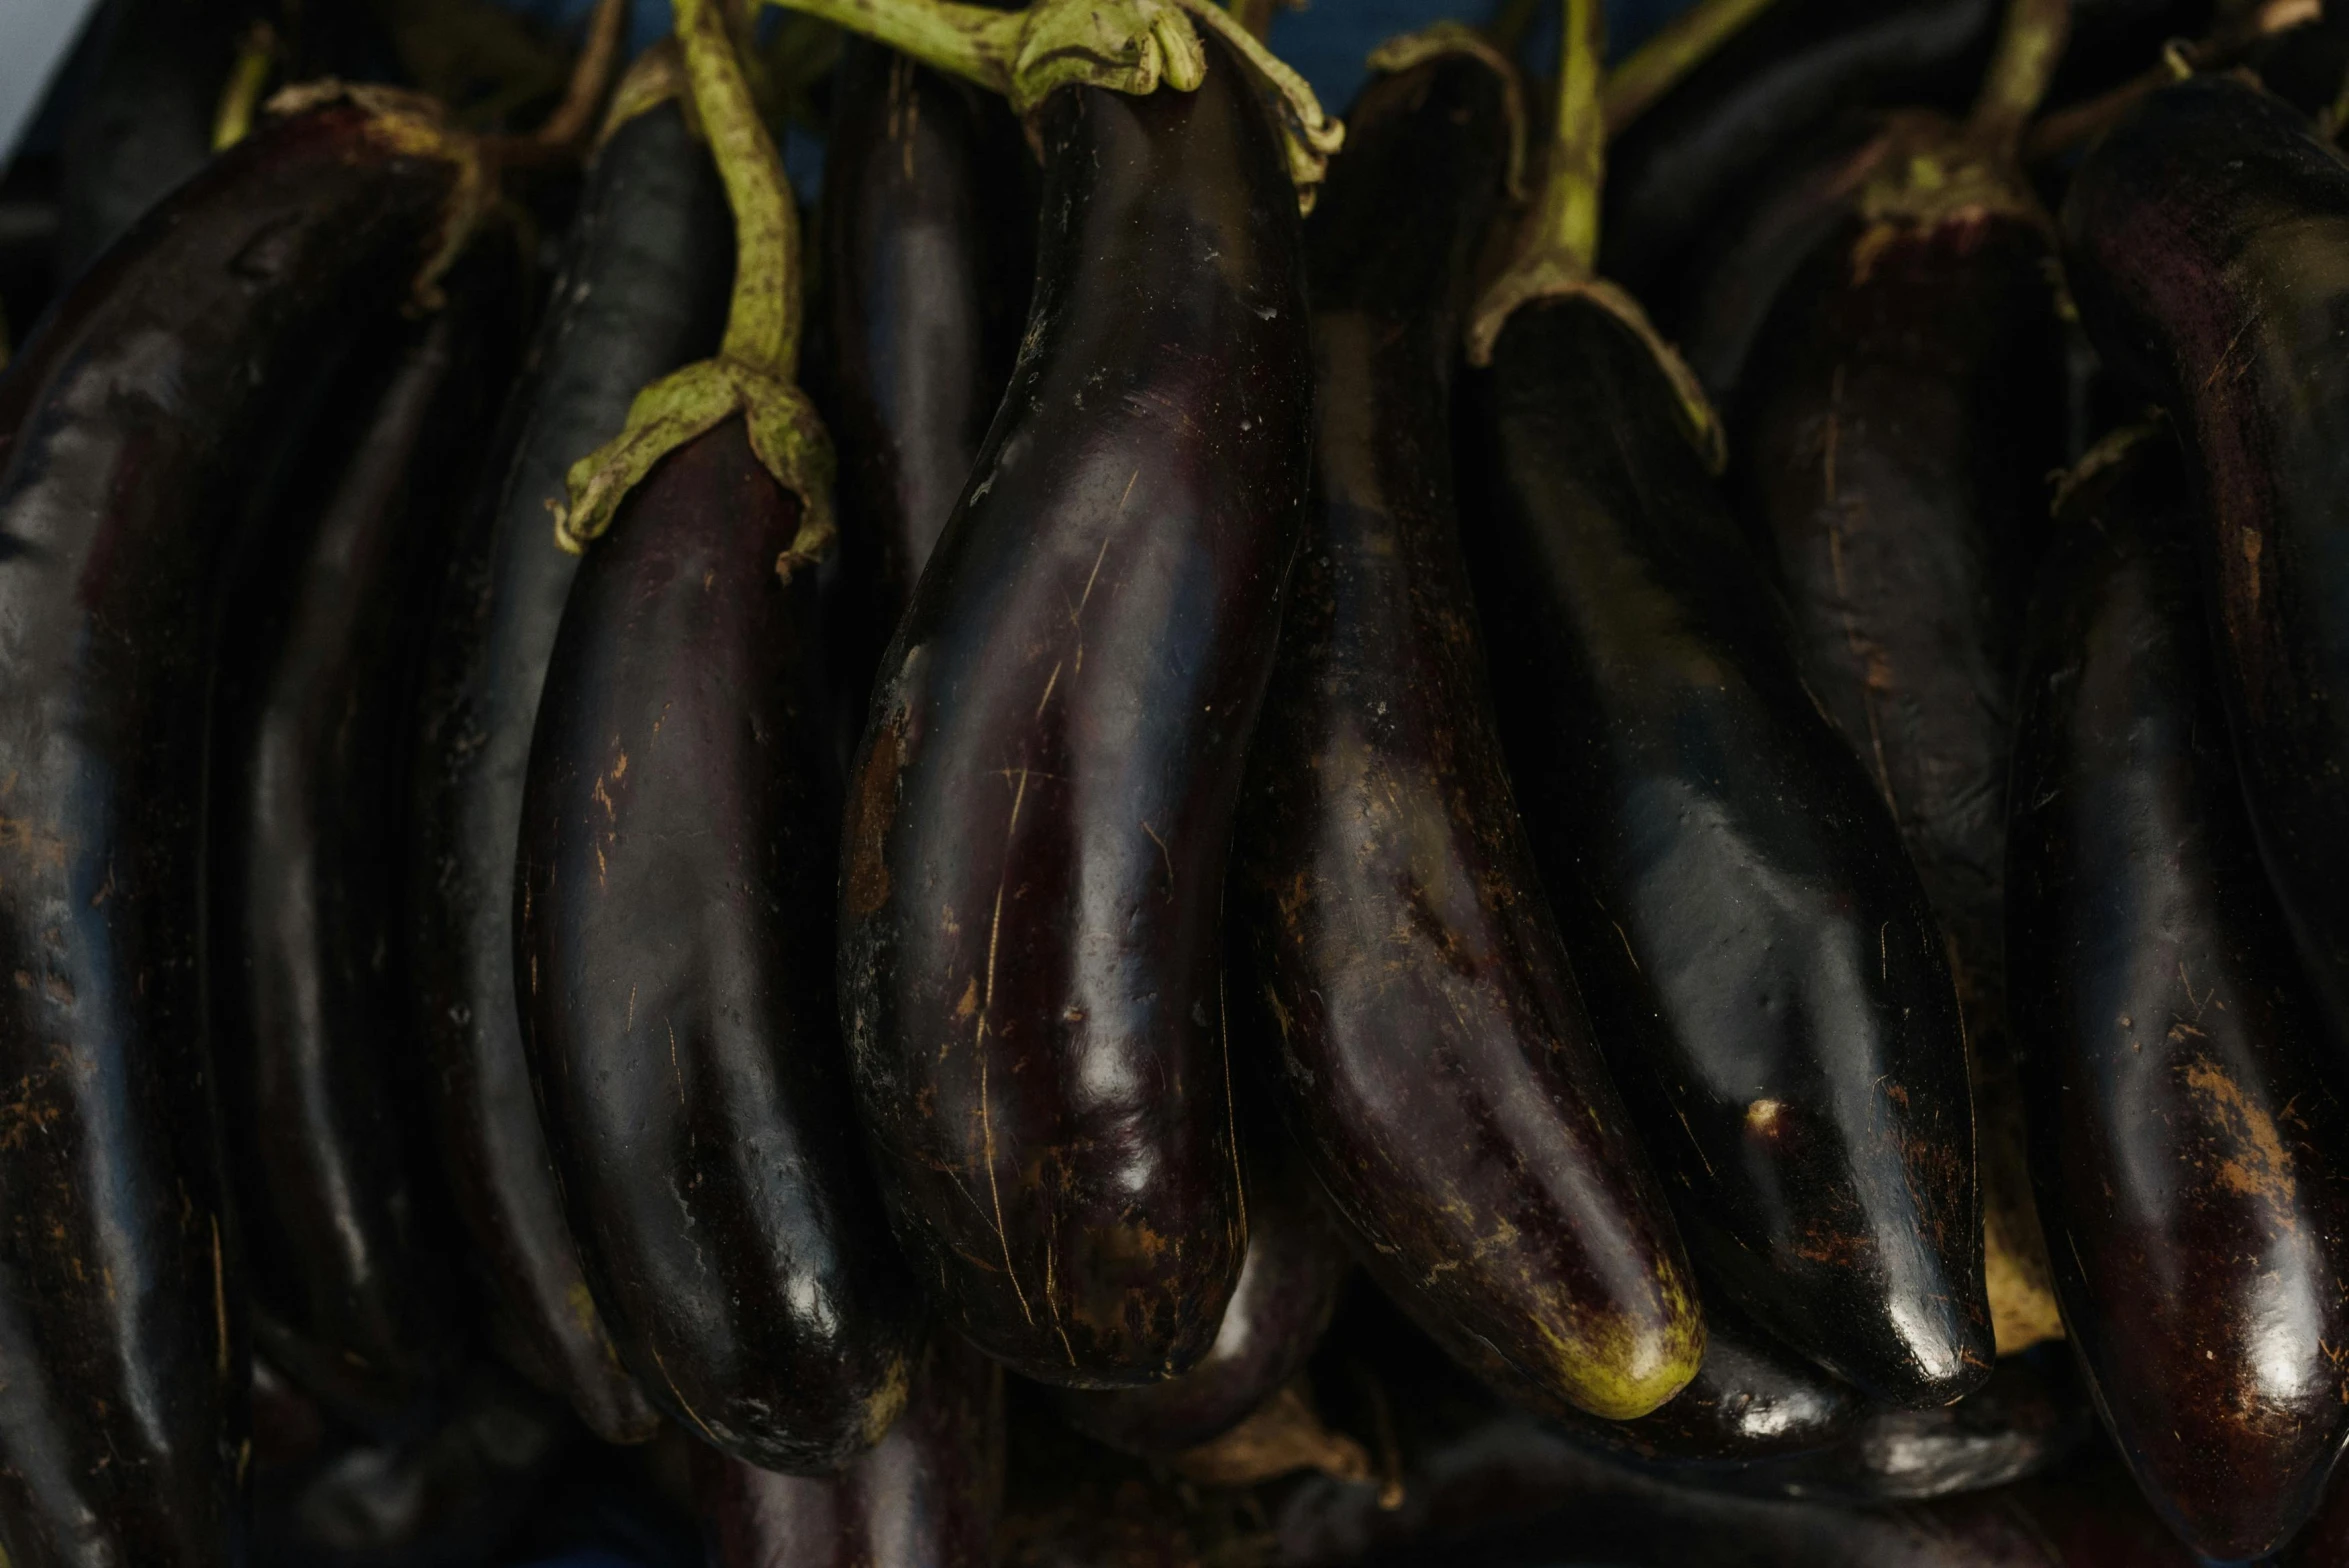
[1718,0,2072,1357]
[2008,426,2349,1561]
[1225,34,1700,1423]
[1057,1118,1350,1454]
[211,241,522,1429]
[1456,0,1986,1410]
[816,35,1029,738]
[2061,73,2349,1079]
[837,27,1313,1386]
[0,90,484,1568]
[517,0,918,1472]
[410,57,729,1447]
[693,1331,1003,1568]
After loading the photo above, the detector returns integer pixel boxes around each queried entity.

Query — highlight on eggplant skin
[210,246,519,1428]
[837,30,1311,1390]
[409,85,729,1449]
[2059,74,2349,1067]
[518,416,920,1475]
[1229,43,1702,1425]
[0,97,473,1568]
[2008,427,2349,1563]
[694,1330,1005,1568]
[1459,292,1991,1412]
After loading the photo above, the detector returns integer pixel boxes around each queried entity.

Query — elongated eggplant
[2061,75,2349,1071]
[2008,427,2349,1560]
[410,59,729,1447]
[0,90,483,1568]
[211,243,517,1427]
[1057,1118,1349,1454]
[518,0,917,1471]
[54,0,246,284]
[694,1331,1003,1568]
[1720,0,2071,1358]
[1457,0,1985,1410]
[837,27,1313,1386]
[816,35,1029,735]
[1227,35,1699,1424]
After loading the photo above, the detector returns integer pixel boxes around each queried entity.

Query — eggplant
[2007,426,2349,1560]
[693,1331,1003,1568]
[2061,73,2349,1075]
[816,35,1030,738]
[410,60,729,1447]
[211,243,516,1426]
[1456,0,1986,1410]
[1717,0,2072,1358]
[1225,34,1699,1424]
[54,0,248,284]
[517,0,918,1471]
[837,27,1312,1386]
[1057,1119,1349,1455]
[0,90,484,1568]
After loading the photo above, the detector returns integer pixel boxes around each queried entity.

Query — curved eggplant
[694,1331,1003,1568]
[1460,256,1987,1406]
[1057,1122,1349,1454]
[1227,39,1700,1423]
[837,29,1311,1387]
[54,0,245,284]
[1722,27,2071,1357]
[2061,75,2349,1072]
[0,93,479,1568]
[816,35,1029,733]
[2008,428,2349,1561]
[410,74,729,1447]
[212,242,518,1426]
[518,410,918,1472]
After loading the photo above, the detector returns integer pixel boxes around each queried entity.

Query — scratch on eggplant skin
[2183,1057,2299,1219]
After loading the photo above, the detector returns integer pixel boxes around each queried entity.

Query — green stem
[677,0,804,380]
[1966,0,2069,162]
[757,0,1017,95]
[211,21,278,150]
[1601,0,1777,135]
[1538,0,1605,277]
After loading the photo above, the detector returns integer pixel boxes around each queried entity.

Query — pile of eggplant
[4,0,2349,1560]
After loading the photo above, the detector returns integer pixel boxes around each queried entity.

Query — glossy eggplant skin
[1058,1126,1349,1454]
[817,37,1029,727]
[2007,431,2349,1561]
[694,1331,1004,1568]
[213,246,522,1428]
[410,96,728,1448]
[0,103,463,1568]
[837,32,1310,1387]
[518,416,919,1473]
[2062,76,2349,1075]
[1228,53,1700,1423]
[1457,297,1989,1410]
[1729,137,2068,1358]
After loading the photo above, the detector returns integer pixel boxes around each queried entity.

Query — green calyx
[1365,23,1527,199]
[555,0,837,578]
[759,0,1342,206]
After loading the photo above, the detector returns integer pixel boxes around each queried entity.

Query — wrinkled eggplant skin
[1058,1128,1349,1454]
[54,0,241,284]
[695,1331,1004,1568]
[1231,54,1698,1424]
[212,250,516,1426]
[1731,152,2068,1356]
[518,419,918,1472]
[817,38,1030,732]
[2062,78,2349,1072]
[2008,434,2349,1561]
[1457,297,1988,1409]
[0,105,458,1568]
[410,98,727,1448]
[837,33,1310,1388]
